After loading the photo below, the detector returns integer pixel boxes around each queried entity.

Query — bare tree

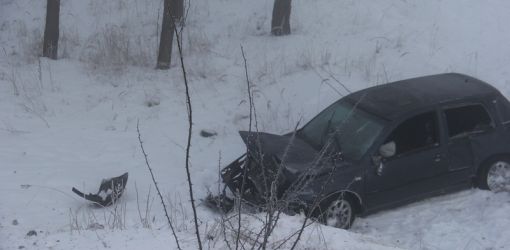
[157,0,184,69]
[173,0,184,25]
[271,0,292,36]
[43,0,60,59]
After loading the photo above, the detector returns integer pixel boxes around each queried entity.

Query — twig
[312,68,343,97]
[321,67,352,94]
[135,182,152,228]
[273,219,316,250]
[135,182,143,226]
[173,23,203,250]
[264,122,301,239]
[236,45,254,250]
[217,151,233,250]
[136,120,181,250]
[289,163,340,250]
[289,94,366,250]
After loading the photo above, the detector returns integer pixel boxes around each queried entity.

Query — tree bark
[43,0,60,59]
[271,0,292,36]
[172,0,184,24]
[156,0,183,69]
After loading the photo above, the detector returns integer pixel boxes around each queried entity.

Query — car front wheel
[321,197,355,229]
[480,158,510,192]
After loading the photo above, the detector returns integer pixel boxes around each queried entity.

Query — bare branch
[320,67,352,94]
[236,45,254,250]
[313,68,343,97]
[136,120,181,250]
[173,23,203,250]
[289,94,366,250]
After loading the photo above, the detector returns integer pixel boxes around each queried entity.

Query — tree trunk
[43,0,60,59]
[157,0,184,69]
[172,0,184,25]
[271,0,291,36]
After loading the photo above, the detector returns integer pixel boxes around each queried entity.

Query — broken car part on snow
[72,172,128,206]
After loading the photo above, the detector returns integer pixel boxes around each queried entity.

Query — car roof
[345,73,499,120]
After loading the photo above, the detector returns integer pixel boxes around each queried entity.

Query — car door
[365,110,449,209]
[442,103,496,182]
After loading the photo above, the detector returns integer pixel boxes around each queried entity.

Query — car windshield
[299,100,385,160]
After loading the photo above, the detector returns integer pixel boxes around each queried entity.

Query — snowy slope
[1,0,510,249]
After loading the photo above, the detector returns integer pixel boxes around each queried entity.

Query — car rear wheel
[320,197,355,229]
[479,158,510,192]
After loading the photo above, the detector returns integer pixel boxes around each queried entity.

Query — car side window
[384,111,439,156]
[444,104,492,139]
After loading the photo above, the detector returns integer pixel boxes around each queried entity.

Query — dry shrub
[80,24,155,71]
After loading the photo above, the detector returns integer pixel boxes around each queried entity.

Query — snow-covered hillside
[1,0,510,249]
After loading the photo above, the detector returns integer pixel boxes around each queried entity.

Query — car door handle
[434,154,442,162]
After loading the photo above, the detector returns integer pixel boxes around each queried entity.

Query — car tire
[478,157,510,192]
[319,195,356,229]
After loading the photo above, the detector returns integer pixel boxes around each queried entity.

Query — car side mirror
[379,141,396,158]
[372,141,395,176]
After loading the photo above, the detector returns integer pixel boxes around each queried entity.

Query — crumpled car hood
[239,131,319,172]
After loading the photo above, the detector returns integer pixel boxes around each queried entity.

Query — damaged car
[213,73,510,229]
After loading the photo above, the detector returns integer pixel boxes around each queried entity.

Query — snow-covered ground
[1,0,510,249]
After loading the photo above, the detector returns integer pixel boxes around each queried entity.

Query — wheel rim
[487,161,510,192]
[325,199,352,229]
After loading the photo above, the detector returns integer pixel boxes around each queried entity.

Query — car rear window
[444,104,492,138]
